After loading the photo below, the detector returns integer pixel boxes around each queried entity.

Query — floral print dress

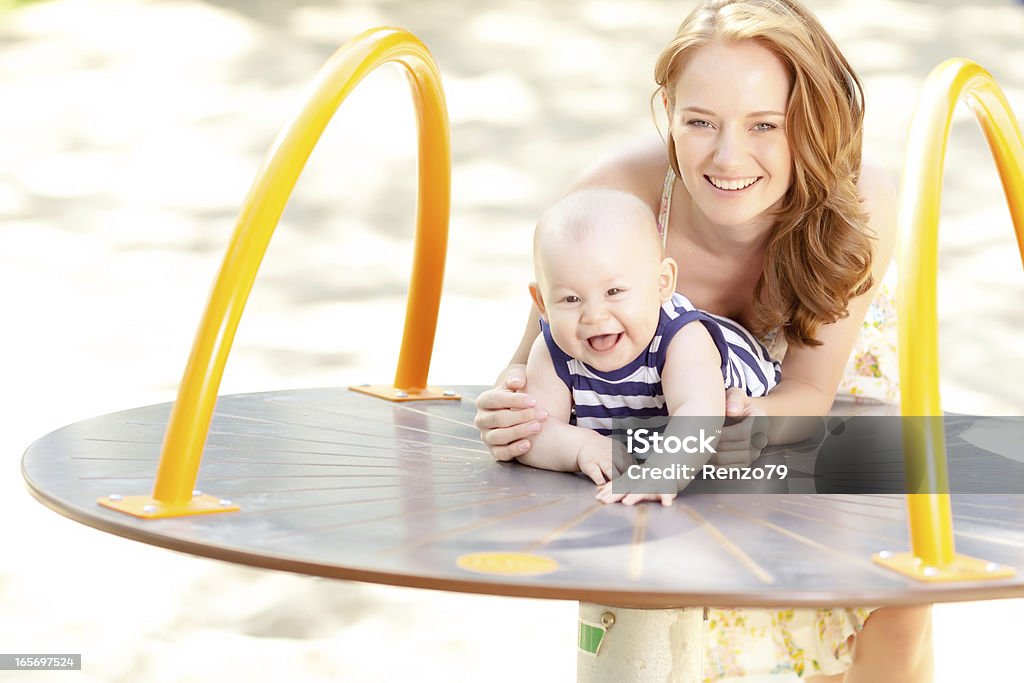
[703,606,873,681]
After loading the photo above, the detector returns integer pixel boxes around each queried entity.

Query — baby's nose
[580,302,608,322]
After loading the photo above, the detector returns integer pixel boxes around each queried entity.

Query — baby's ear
[529,282,549,321]
[658,257,678,302]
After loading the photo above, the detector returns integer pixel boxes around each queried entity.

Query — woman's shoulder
[857,158,898,275]
[857,159,897,223]
[564,136,669,211]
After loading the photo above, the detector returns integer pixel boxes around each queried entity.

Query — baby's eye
[606,288,624,296]
[563,295,581,303]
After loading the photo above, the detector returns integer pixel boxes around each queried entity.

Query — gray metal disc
[21,387,1024,607]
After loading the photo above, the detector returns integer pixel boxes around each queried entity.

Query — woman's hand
[711,388,769,467]
[474,364,549,461]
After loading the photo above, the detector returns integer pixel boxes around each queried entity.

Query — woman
[474,0,931,681]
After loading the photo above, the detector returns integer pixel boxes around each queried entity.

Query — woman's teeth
[707,176,759,191]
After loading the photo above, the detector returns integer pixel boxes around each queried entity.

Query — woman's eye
[753,122,778,132]
[688,119,712,128]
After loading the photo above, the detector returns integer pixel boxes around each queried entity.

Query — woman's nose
[713,127,745,168]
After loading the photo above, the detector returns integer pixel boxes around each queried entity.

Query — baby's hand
[577,446,615,485]
[595,474,676,507]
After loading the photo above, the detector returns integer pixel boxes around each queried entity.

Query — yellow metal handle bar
[153,28,451,505]
[898,59,1024,566]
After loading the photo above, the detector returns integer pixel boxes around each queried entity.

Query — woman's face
[668,41,793,229]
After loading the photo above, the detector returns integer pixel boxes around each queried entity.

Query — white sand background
[1,0,1022,680]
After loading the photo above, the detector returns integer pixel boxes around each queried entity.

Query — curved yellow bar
[891,59,1024,573]
[145,28,450,508]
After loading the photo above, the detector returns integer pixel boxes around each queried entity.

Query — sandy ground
[2,0,1023,680]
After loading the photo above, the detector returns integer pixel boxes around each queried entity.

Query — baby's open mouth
[587,333,622,352]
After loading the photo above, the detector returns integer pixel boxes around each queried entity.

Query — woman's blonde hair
[655,0,873,347]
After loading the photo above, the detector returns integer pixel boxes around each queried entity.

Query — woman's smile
[705,175,763,192]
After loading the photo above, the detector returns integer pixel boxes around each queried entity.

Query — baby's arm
[515,335,617,484]
[661,321,728,419]
[597,321,725,505]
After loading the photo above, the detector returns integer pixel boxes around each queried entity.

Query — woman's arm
[507,304,542,368]
[746,161,899,438]
[474,304,547,459]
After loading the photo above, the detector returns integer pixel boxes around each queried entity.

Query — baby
[514,188,779,505]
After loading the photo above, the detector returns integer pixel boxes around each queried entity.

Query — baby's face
[535,226,670,372]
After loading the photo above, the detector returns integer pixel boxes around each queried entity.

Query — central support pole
[577,603,704,682]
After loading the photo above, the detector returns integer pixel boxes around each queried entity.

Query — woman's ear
[529,282,549,321]
[658,257,678,302]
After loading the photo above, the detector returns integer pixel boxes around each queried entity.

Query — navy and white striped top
[541,292,781,435]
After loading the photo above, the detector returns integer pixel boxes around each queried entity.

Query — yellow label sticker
[456,552,559,576]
